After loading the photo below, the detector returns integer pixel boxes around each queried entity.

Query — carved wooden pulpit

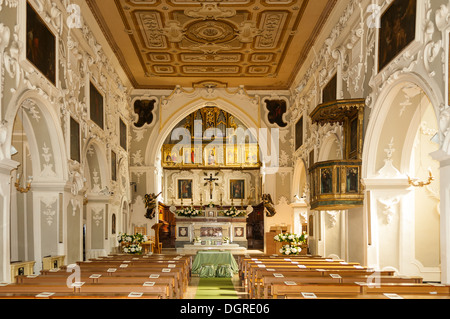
[151,222,164,254]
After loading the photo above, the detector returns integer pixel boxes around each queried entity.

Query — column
[0,159,19,283]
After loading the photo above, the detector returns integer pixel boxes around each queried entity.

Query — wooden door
[158,203,176,249]
[246,204,264,250]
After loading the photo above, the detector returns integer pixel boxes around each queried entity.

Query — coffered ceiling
[86,0,338,90]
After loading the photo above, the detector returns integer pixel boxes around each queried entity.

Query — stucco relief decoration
[92,207,103,227]
[41,142,57,177]
[41,197,57,226]
[378,197,400,225]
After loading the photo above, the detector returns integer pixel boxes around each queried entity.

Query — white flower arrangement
[223,207,245,218]
[274,232,307,244]
[280,244,302,256]
[118,232,146,255]
[177,206,202,217]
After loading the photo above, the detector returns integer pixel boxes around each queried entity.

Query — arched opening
[8,95,68,275]
[363,79,441,281]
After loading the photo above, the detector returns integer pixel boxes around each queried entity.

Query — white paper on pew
[316,269,326,272]
[71,282,85,288]
[354,265,364,269]
[128,292,143,298]
[267,269,276,272]
[162,268,171,272]
[149,274,160,279]
[273,274,284,278]
[0,283,10,286]
[384,293,404,299]
[257,265,266,268]
[297,265,307,269]
[284,281,297,286]
[107,268,117,272]
[255,261,262,264]
[340,262,349,265]
[325,259,333,262]
[49,269,59,272]
[251,258,258,261]
[168,264,176,268]
[302,293,317,299]
[89,274,102,279]
[330,274,342,279]
[36,292,55,298]
[168,261,176,263]
[284,259,292,261]
[27,275,38,278]
[120,264,129,268]
[291,262,299,264]
[132,258,139,260]
[123,261,131,263]
[143,282,155,287]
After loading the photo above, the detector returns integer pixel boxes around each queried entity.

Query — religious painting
[70,117,80,163]
[26,1,56,85]
[133,99,156,128]
[183,147,196,165]
[265,99,288,128]
[378,0,417,72]
[204,147,217,166]
[230,180,245,200]
[178,179,193,200]
[120,118,127,150]
[309,150,315,169]
[111,150,117,182]
[90,82,104,130]
[346,167,359,193]
[245,146,258,165]
[295,117,304,150]
[322,74,337,104]
[178,227,188,238]
[200,227,223,238]
[320,168,333,194]
[111,214,116,235]
[234,227,245,238]
[349,116,358,158]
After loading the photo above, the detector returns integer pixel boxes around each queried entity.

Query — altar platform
[176,244,247,255]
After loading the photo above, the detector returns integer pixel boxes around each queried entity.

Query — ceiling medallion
[186,20,236,44]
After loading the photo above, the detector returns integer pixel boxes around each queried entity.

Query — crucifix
[204,173,219,200]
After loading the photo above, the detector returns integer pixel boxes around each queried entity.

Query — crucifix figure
[204,173,219,200]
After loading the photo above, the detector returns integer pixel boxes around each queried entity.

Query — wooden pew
[271,282,362,299]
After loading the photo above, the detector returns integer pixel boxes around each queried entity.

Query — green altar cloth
[192,250,239,275]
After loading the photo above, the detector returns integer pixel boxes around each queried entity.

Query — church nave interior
[0,0,450,302]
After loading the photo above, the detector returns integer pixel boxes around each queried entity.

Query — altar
[175,213,249,254]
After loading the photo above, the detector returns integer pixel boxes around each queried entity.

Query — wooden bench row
[0,254,193,300]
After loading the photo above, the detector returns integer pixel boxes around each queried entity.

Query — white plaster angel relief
[41,196,57,226]
[377,138,403,178]
[378,197,400,225]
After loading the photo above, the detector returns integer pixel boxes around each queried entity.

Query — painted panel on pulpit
[346,167,359,193]
[230,180,245,199]
[378,0,416,72]
[320,168,333,194]
[26,1,56,85]
[178,179,193,199]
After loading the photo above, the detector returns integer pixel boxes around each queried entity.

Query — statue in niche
[262,194,277,217]
[265,99,288,128]
[134,100,156,128]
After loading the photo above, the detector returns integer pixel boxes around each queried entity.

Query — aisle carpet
[194,278,239,299]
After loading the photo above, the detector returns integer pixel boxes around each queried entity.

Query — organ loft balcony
[309,99,366,211]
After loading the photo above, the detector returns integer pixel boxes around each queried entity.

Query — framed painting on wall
[90,82,104,130]
[178,179,193,200]
[26,1,56,85]
[70,117,80,163]
[120,118,127,151]
[378,0,417,72]
[230,180,245,200]
[295,117,303,150]
[111,150,117,182]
